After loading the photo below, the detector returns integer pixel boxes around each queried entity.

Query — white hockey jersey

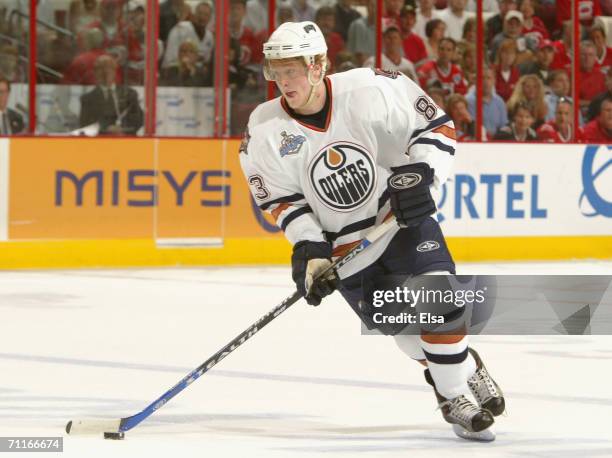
[240,67,456,279]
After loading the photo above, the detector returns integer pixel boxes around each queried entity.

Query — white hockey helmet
[263,21,328,81]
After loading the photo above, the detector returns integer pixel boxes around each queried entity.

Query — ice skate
[467,348,505,416]
[424,369,496,442]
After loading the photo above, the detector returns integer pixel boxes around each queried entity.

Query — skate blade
[452,424,496,442]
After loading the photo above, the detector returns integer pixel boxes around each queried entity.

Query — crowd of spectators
[0,0,611,140]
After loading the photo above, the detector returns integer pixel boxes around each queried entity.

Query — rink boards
[0,138,610,268]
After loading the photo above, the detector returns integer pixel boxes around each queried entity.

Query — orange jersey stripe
[271,203,291,222]
[432,125,457,140]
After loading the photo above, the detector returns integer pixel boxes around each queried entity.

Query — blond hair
[507,74,548,122]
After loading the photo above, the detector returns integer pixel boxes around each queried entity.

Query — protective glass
[263,60,309,82]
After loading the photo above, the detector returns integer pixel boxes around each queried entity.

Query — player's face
[269,60,312,107]
[555,102,571,127]
[0,82,8,111]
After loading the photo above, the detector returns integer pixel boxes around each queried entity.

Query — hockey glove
[292,241,339,306]
[387,162,436,227]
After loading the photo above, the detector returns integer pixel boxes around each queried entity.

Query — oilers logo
[308,142,376,211]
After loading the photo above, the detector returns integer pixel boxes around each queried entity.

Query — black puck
[104,432,125,440]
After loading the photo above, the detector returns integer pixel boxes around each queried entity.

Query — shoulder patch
[373,68,400,79]
[279,131,306,157]
[239,128,250,155]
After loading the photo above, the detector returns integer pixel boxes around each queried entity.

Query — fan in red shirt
[400,5,428,66]
[579,41,606,111]
[418,37,467,95]
[551,22,572,72]
[537,97,574,143]
[580,96,612,141]
[589,23,612,72]
[493,38,521,101]
[555,0,601,33]
[315,6,345,70]
[520,0,549,47]
[84,0,127,51]
[230,0,266,65]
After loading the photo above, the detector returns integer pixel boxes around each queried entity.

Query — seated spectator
[466,67,508,137]
[159,0,188,43]
[446,93,485,140]
[537,97,573,142]
[491,10,532,63]
[245,0,267,34]
[84,0,128,60]
[161,40,212,86]
[423,18,446,60]
[438,0,469,41]
[126,4,146,85]
[519,0,549,48]
[0,76,24,135]
[334,0,361,42]
[316,6,345,69]
[508,73,548,128]
[519,38,554,84]
[437,0,472,41]
[364,25,417,80]
[414,0,439,39]
[550,21,571,72]
[493,38,521,101]
[587,66,612,122]
[459,43,476,88]
[277,1,295,26]
[230,0,264,65]
[335,51,357,73]
[400,6,428,66]
[589,22,612,73]
[460,16,476,45]
[466,0,499,12]
[62,28,114,84]
[347,0,376,66]
[291,0,315,23]
[79,55,144,135]
[0,44,26,83]
[580,95,612,141]
[554,0,601,36]
[494,102,538,140]
[579,40,606,116]
[486,0,518,44]
[427,83,447,110]
[69,0,101,36]
[163,2,214,70]
[544,70,571,121]
[228,37,259,90]
[383,0,404,33]
[418,37,467,95]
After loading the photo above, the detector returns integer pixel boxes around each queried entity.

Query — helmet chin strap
[294,62,326,111]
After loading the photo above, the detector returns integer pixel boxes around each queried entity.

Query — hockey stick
[66,217,397,438]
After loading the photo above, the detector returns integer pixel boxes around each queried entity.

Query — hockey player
[239,21,505,441]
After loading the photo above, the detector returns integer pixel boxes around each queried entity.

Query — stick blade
[66,419,122,435]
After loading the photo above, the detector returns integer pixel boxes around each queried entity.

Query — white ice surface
[1,261,612,457]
